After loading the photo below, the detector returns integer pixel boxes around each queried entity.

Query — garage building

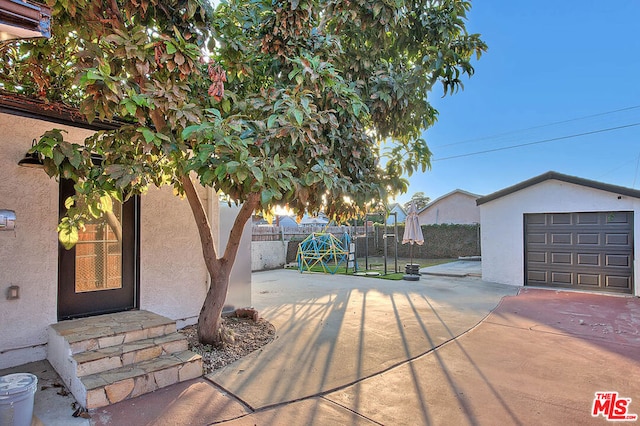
[477,171,640,296]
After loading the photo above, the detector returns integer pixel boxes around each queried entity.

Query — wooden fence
[255,223,482,261]
[252,225,370,241]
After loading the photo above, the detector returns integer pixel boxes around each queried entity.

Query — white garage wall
[480,179,640,297]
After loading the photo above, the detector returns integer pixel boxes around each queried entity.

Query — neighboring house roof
[476,171,640,205]
[387,203,407,224]
[277,216,298,227]
[417,189,482,225]
[388,203,407,215]
[418,189,481,214]
[253,215,298,227]
[299,215,329,225]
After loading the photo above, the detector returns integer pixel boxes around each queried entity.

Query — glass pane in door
[74,203,123,293]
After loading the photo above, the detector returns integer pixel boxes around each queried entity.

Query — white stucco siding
[140,194,253,324]
[419,192,480,225]
[139,185,210,327]
[0,113,95,368]
[480,179,640,296]
[219,203,252,312]
[0,111,246,368]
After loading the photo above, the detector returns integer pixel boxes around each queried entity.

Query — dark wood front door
[58,179,139,320]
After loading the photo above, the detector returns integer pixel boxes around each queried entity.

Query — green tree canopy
[0,0,486,344]
[404,192,431,211]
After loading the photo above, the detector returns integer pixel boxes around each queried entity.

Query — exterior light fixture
[17,139,44,168]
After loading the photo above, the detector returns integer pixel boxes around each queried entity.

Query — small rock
[579,319,585,325]
[235,307,259,322]
[179,318,275,374]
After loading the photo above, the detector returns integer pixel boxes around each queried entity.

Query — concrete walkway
[205,268,514,409]
[326,288,640,425]
[86,269,515,425]
[91,270,640,425]
[6,264,640,425]
[420,259,482,277]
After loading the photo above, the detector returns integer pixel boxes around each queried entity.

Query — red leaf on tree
[208,64,227,101]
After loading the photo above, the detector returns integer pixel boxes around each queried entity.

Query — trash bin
[0,373,38,426]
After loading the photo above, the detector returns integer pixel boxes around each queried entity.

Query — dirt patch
[179,317,276,375]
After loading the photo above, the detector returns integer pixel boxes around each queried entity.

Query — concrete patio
[3,263,639,425]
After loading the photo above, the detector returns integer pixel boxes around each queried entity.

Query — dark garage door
[525,212,634,294]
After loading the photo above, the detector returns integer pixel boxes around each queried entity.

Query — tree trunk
[197,264,231,345]
[180,174,259,346]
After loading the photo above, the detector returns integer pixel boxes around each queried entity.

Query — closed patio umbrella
[402,201,424,277]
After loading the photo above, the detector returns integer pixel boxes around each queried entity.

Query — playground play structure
[296,212,402,276]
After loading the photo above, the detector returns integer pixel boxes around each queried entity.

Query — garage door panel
[606,233,630,246]
[577,273,600,287]
[525,212,633,294]
[527,214,547,225]
[551,213,571,225]
[550,252,572,264]
[528,252,546,263]
[607,212,631,224]
[551,272,573,284]
[528,233,547,244]
[527,270,547,283]
[576,253,600,266]
[577,233,599,245]
[605,254,630,267]
[576,212,599,224]
[606,276,632,289]
[551,233,572,244]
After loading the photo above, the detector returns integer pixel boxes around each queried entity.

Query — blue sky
[392,0,640,206]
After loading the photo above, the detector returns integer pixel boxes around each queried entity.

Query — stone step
[73,332,188,377]
[48,310,203,410]
[82,350,203,409]
[50,310,176,355]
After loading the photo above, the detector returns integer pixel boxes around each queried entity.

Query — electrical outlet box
[6,286,19,300]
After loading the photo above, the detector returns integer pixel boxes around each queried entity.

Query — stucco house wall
[418,189,481,225]
[219,202,252,312]
[479,176,640,297]
[0,109,250,368]
[0,114,81,368]
[138,185,210,327]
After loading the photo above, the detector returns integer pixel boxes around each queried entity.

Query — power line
[433,122,640,162]
[432,105,640,148]
[595,157,638,182]
[634,153,640,189]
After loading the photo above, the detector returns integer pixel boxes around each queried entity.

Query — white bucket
[0,373,38,426]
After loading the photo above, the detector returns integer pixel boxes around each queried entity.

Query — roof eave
[0,0,51,40]
[0,91,123,131]
[419,189,482,214]
[476,171,640,205]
